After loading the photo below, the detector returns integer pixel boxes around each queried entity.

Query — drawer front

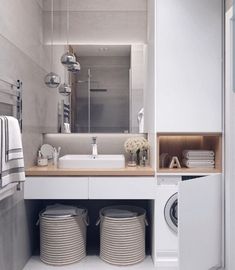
[24,177,89,199]
[89,177,156,199]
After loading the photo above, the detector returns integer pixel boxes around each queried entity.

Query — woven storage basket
[97,205,147,266]
[39,205,88,266]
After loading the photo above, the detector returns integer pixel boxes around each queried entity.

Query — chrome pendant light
[45,72,61,88]
[44,0,61,88]
[68,61,81,73]
[61,0,77,67]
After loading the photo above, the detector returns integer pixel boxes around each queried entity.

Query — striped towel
[4,116,24,161]
[0,116,25,189]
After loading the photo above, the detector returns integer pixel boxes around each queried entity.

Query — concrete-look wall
[0,1,61,270]
[42,0,147,44]
[43,133,147,160]
[0,0,64,167]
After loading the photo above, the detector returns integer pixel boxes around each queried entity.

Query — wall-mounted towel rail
[0,183,19,202]
[0,78,22,131]
[58,100,71,133]
[0,78,21,89]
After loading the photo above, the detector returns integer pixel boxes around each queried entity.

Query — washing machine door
[164,193,178,233]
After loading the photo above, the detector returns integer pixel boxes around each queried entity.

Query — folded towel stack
[182,150,215,169]
[0,116,25,189]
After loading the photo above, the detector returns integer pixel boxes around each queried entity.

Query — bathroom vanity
[23,167,222,270]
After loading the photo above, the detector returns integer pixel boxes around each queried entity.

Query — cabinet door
[178,174,222,270]
[89,177,156,199]
[156,0,222,132]
[24,177,89,199]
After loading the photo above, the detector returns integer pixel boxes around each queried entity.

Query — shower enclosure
[71,64,130,133]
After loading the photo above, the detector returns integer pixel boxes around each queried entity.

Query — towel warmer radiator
[0,78,22,132]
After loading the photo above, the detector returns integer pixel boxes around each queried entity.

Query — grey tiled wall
[0,192,40,270]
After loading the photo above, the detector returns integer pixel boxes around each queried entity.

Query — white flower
[124,137,150,153]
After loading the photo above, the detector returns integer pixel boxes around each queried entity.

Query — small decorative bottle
[141,149,148,167]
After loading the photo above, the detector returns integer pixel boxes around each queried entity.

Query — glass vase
[127,152,137,167]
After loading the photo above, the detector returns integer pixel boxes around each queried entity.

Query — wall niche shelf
[157,133,222,174]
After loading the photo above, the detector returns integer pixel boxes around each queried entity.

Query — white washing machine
[155,176,179,267]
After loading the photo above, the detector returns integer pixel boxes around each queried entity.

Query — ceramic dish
[40,144,54,159]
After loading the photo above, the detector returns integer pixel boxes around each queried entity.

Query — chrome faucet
[91,136,98,158]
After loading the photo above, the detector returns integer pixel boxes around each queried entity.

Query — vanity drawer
[24,177,89,199]
[89,177,156,199]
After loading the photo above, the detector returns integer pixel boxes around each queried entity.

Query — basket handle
[95,217,101,226]
[83,215,89,226]
[145,218,149,226]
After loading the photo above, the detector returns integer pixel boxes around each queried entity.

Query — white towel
[4,116,24,161]
[182,159,215,168]
[183,150,215,159]
[0,117,25,188]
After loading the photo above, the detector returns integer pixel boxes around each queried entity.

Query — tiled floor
[23,256,177,270]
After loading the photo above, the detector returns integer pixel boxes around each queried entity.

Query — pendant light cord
[67,0,69,50]
[50,0,54,72]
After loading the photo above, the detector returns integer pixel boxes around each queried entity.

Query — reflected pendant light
[61,0,76,66]
[59,67,71,96]
[44,0,61,88]
[58,83,71,96]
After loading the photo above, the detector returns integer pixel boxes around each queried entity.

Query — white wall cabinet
[155,0,223,132]
[24,177,89,199]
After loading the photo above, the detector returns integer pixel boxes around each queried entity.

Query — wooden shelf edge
[157,168,221,175]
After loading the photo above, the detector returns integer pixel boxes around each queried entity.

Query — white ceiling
[72,45,131,57]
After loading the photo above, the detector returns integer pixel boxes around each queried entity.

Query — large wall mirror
[59,44,146,134]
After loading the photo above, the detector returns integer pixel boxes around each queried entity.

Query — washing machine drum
[164,193,178,233]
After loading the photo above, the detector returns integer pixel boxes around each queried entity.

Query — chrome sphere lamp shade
[61,0,81,70]
[44,0,61,88]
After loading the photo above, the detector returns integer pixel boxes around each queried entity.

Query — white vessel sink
[58,154,125,169]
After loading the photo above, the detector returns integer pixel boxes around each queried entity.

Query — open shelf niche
[157,133,222,174]
[23,200,156,270]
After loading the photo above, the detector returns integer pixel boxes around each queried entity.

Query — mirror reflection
[58,44,146,134]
